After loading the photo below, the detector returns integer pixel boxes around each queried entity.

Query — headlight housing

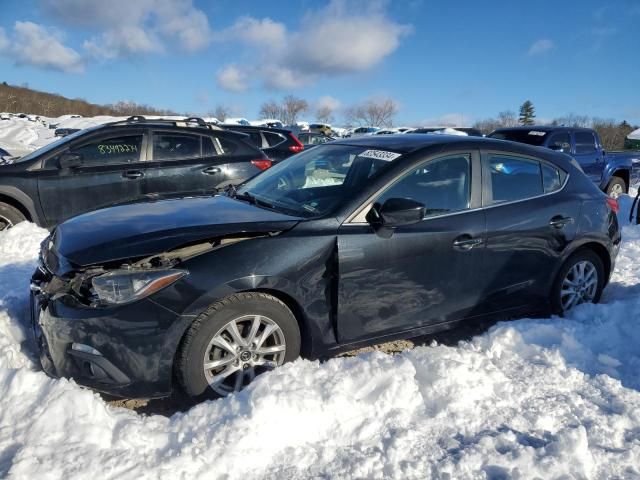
[91,269,187,306]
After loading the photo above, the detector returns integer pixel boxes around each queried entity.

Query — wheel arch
[0,186,40,224]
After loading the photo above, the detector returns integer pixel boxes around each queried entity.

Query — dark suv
[0,116,270,230]
[222,125,304,162]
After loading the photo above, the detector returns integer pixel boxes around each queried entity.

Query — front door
[37,132,146,227]
[573,131,604,183]
[336,152,486,342]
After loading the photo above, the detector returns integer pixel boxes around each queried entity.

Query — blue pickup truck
[489,126,640,197]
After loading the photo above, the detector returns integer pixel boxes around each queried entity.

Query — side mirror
[58,152,82,169]
[367,197,426,229]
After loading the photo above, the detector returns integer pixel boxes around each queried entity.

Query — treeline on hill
[0,82,178,118]
[474,102,638,150]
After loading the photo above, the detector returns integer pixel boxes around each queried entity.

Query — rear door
[142,130,225,197]
[37,131,146,226]
[481,151,581,313]
[573,131,603,183]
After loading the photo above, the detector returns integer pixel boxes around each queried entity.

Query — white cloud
[288,15,410,74]
[216,0,411,91]
[317,95,342,111]
[0,21,84,73]
[221,16,286,50]
[216,65,249,93]
[528,39,554,56]
[84,26,161,59]
[43,0,212,59]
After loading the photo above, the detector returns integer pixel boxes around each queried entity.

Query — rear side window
[203,136,238,156]
[70,135,143,166]
[488,155,567,203]
[489,155,543,203]
[377,154,471,218]
[548,133,571,152]
[574,132,596,154]
[263,131,286,147]
[153,133,201,160]
[542,163,566,193]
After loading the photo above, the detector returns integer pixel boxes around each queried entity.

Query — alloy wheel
[202,314,286,396]
[0,215,13,231]
[609,183,624,199]
[560,260,598,311]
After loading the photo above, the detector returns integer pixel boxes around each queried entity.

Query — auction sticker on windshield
[357,150,402,161]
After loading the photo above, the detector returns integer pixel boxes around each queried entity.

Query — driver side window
[69,135,143,166]
[376,154,471,218]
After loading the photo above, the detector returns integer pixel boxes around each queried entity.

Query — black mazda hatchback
[30,135,621,400]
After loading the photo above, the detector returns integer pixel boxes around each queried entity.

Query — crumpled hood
[50,195,301,270]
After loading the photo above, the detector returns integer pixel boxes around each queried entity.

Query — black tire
[0,202,26,231]
[550,249,605,316]
[605,176,626,198]
[176,292,301,399]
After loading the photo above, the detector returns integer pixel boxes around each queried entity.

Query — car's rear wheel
[605,176,626,199]
[176,292,301,398]
[551,249,604,315]
[0,202,26,231]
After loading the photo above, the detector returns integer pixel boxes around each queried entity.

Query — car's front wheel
[176,292,301,398]
[551,249,604,315]
[0,202,26,231]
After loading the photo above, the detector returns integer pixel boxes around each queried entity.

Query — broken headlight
[91,269,187,306]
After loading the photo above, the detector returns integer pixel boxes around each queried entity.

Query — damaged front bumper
[30,264,193,399]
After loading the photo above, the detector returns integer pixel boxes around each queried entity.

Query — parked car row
[28,131,621,402]
[0,116,271,230]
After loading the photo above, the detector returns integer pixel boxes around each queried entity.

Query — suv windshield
[235,144,400,218]
[488,129,549,146]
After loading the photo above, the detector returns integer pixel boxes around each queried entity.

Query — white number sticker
[528,131,546,136]
[357,149,402,161]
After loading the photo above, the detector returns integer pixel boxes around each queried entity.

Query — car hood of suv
[50,195,302,271]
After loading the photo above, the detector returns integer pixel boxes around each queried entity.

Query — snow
[1,170,640,476]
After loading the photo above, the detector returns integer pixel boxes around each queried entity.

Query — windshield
[14,126,99,163]
[235,144,401,218]
[488,129,549,146]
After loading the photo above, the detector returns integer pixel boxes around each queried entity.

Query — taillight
[606,197,619,213]
[288,133,304,153]
[251,159,272,171]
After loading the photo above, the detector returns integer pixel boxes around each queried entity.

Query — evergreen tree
[518,101,536,125]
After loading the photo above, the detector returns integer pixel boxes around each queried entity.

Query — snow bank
[1,199,640,477]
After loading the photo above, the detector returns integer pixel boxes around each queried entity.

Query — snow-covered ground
[0,115,128,157]
[0,194,639,478]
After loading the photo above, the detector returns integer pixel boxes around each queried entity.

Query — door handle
[202,167,221,175]
[123,170,143,179]
[453,236,484,251]
[549,216,574,228]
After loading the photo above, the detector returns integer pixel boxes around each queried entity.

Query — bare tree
[212,104,229,122]
[472,118,502,135]
[316,105,334,124]
[345,97,398,127]
[497,110,518,127]
[259,100,282,121]
[280,95,308,125]
[551,113,591,127]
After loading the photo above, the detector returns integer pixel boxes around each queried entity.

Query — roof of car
[491,125,594,133]
[330,133,492,153]
[221,124,292,134]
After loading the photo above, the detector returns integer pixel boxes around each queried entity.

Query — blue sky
[0,0,639,125]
